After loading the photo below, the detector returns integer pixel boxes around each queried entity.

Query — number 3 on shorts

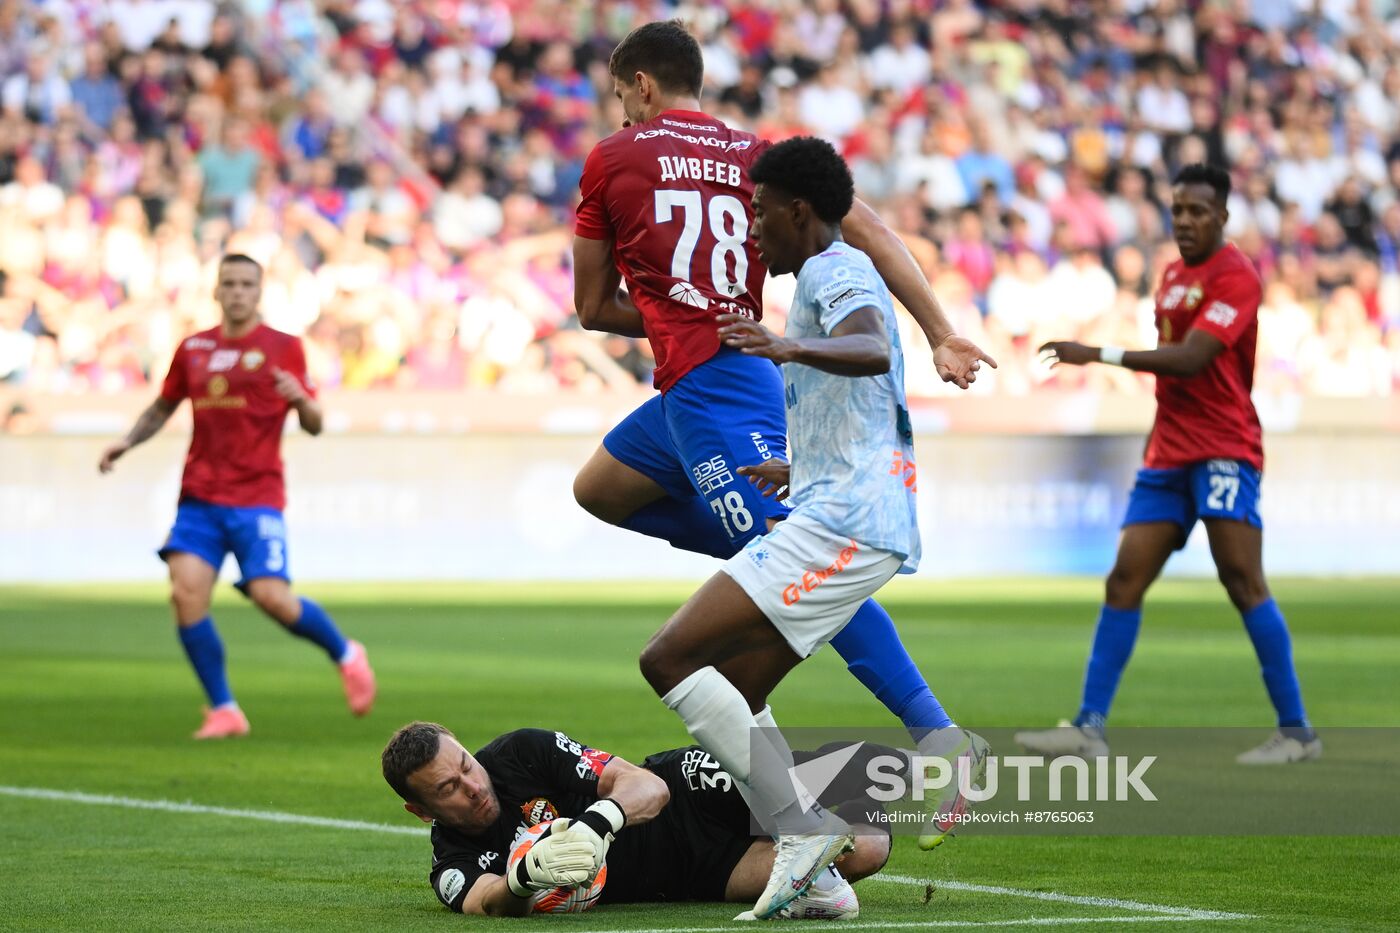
[1206,474,1239,511]
[709,491,754,538]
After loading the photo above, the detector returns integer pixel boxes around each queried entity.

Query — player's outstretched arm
[573,235,648,338]
[1040,329,1225,378]
[98,396,178,473]
[840,198,996,388]
[718,309,890,377]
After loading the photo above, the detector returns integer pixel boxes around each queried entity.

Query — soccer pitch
[2,579,1397,932]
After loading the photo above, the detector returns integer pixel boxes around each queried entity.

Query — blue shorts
[604,348,790,552]
[1123,459,1263,549]
[159,498,291,590]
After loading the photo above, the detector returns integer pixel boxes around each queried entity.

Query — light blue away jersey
[782,240,920,571]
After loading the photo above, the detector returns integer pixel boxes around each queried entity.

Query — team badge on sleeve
[576,748,613,780]
[438,868,466,904]
[1204,301,1238,328]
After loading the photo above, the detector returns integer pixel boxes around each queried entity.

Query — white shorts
[721,510,903,658]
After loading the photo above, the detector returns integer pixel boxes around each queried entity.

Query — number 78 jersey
[575,109,770,393]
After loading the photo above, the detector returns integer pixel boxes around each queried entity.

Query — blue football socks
[620,496,737,558]
[287,597,351,663]
[834,599,955,735]
[1241,598,1309,729]
[178,617,234,708]
[1076,604,1143,727]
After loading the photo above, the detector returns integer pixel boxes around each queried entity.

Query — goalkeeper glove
[506,822,596,897]
[565,799,626,877]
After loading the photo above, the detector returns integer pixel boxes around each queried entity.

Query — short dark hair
[1172,163,1230,203]
[219,253,263,277]
[382,721,454,803]
[750,136,855,224]
[608,20,703,97]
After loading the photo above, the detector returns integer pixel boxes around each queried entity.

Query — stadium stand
[0,0,1397,403]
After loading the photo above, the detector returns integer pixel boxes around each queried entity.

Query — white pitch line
[0,786,1254,923]
[563,918,1231,933]
[0,785,425,836]
[873,874,1254,921]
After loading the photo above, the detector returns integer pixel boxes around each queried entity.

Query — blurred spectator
[0,0,1392,403]
[196,117,259,218]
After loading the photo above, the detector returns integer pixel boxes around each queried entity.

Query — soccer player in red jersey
[1023,164,1318,764]
[567,20,996,863]
[99,254,376,739]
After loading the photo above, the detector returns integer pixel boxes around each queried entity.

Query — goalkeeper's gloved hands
[562,799,627,879]
[506,822,597,897]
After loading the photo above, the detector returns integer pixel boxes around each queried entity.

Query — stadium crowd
[0,0,1398,401]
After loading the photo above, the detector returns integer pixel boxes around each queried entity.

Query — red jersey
[159,323,314,510]
[1144,243,1264,471]
[575,109,770,392]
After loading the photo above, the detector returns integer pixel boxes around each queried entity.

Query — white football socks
[663,669,825,834]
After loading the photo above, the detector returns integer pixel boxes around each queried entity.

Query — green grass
[2,579,1398,932]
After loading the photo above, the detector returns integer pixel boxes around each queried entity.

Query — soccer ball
[507,820,607,913]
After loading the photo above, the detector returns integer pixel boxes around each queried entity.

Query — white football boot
[779,867,859,920]
[1014,719,1110,758]
[1236,730,1322,765]
[752,829,855,919]
[734,868,859,921]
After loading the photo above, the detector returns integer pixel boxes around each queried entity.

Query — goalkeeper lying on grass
[381,722,898,918]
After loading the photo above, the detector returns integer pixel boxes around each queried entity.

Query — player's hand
[1038,341,1096,368]
[717,314,798,363]
[560,800,624,881]
[99,441,131,474]
[738,459,791,501]
[272,367,308,404]
[507,825,596,896]
[933,335,997,389]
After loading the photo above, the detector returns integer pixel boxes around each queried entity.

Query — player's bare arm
[273,366,323,435]
[840,198,996,388]
[572,235,648,338]
[461,872,537,917]
[1040,329,1225,378]
[98,396,178,473]
[717,308,890,377]
[738,459,790,500]
[595,755,670,825]
[558,755,671,879]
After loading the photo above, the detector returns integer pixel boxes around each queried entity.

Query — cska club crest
[1184,284,1203,310]
[242,349,266,371]
[520,797,558,825]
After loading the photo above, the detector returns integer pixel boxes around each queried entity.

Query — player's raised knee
[638,636,678,694]
[837,831,890,882]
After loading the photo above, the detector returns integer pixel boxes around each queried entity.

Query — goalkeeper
[381,722,893,917]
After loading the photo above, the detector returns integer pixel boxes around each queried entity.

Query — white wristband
[1099,346,1126,366]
